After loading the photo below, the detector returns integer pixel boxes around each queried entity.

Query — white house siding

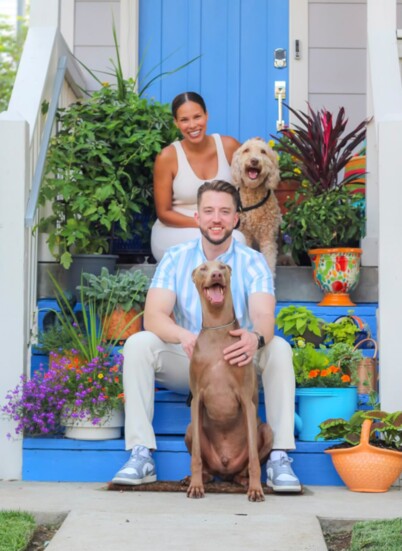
[308,0,367,132]
[74,0,120,92]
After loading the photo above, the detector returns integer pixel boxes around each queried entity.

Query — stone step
[38,262,378,303]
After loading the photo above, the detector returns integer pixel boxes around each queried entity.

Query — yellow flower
[97,373,104,379]
[293,168,302,175]
[101,82,110,87]
[268,139,275,148]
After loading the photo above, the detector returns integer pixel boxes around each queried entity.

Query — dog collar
[238,189,271,213]
[202,319,237,330]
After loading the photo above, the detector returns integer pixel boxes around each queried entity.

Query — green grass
[350,518,402,551]
[0,510,36,551]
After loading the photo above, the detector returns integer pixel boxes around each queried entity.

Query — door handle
[275,81,286,131]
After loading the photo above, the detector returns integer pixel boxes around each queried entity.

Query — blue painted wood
[139,0,289,141]
[22,436,343,485]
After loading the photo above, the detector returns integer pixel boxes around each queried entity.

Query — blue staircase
[24,301,378,485]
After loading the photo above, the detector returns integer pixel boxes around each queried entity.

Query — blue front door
[139,0,289,142]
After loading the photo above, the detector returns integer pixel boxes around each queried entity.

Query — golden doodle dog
[231,137,282,276]
[185,261,273,501]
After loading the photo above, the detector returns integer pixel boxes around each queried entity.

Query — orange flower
[118,393,125,401]
[114,376,120,383]
[308,369,320,378]
[341,374,351,383]
[320,369,330,377]
[326,365,339,374]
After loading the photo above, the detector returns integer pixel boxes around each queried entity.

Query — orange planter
[103,308,143,340]
[325,419,402,492]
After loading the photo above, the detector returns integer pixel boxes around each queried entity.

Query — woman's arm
[221,135,242,164]
[153,146,198,228]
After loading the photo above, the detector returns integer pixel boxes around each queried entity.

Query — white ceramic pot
[63,408,124,440]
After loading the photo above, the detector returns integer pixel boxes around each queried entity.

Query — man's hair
[197,180,240,210]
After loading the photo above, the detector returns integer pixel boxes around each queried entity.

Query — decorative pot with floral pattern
[307,248,362,306]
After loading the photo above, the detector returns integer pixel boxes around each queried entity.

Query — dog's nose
[211,270,223,282]
[250,157,259,166]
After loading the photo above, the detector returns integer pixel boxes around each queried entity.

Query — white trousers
[123,332,296,451]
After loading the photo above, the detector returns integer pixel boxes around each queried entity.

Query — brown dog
[185,261,273,501]
[231,138,282,276]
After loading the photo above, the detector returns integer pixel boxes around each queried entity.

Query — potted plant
[323,317,360,346]
[1,272,143,439]
[317,409,402,492]
[77,267,149,340]
[37,32,180,271]
[292,341,358,441]
[269,134,303,216]
[277,104,367,306]
[275,305,325,346]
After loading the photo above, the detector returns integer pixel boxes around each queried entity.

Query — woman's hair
[197,180,240,210]
[171,92,207,118]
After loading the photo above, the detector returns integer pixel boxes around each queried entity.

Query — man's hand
[223,328,258,366]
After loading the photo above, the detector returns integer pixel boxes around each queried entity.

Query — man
[112,180,301,492]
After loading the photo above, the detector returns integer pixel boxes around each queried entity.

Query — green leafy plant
[316,410,402,450]
[276,305,324,343]
[269,134,303,182]
[48,272,141,360]
[276,103,367,194]
[281,187,366,261]
[36,22,195,269]
[37,323,78,355]
[323,317,360,346]
[325,342,362,380]
[292,342,352,388]
[77,267,149,316]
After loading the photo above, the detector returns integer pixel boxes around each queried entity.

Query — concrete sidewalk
[1,481,401,550]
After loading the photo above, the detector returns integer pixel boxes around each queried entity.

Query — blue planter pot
[296,386,358,441]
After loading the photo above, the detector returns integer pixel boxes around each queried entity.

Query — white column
[0,114,29,479]
[120,0,139,83]
[377,120,402,411]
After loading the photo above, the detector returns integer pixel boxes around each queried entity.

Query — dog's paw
[277,253,296,266]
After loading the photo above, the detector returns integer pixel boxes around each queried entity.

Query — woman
[150,91,245,261]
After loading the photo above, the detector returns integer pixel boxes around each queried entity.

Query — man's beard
[200,226,233,246]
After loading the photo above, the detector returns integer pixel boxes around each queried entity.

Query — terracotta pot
[275,179,301,215]
[103,307,142,340]
[307,247,362,306]
[325,419,402,492]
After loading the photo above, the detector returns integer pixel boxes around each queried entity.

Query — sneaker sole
[112,474,157,486]
[266,480,302,492]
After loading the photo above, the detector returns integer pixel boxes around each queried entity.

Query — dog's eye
[200,265,208,272]
[243,148,249,153]
[261,149,268,155]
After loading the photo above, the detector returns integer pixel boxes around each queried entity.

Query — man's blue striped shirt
[150,238,274,333]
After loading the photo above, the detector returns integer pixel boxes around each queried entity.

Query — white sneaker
[266,456,301,492]
[112,445,157,485]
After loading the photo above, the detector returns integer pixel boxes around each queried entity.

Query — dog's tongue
[247,169,259,180]
[206,284,224,304]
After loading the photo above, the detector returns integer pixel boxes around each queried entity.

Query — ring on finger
[243,353,248,360]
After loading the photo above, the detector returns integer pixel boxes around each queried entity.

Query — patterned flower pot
[325,420,402,492]
[308,247,362,306]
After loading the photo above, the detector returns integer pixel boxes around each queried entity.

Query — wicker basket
[353,338,378,394]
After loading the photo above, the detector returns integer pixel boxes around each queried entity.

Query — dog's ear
[265,147,280,191]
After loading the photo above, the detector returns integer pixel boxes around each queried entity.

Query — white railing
[366,0,402,412]
[0,0,85,479]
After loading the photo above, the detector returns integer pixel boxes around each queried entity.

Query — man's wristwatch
[253,331,265,350]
